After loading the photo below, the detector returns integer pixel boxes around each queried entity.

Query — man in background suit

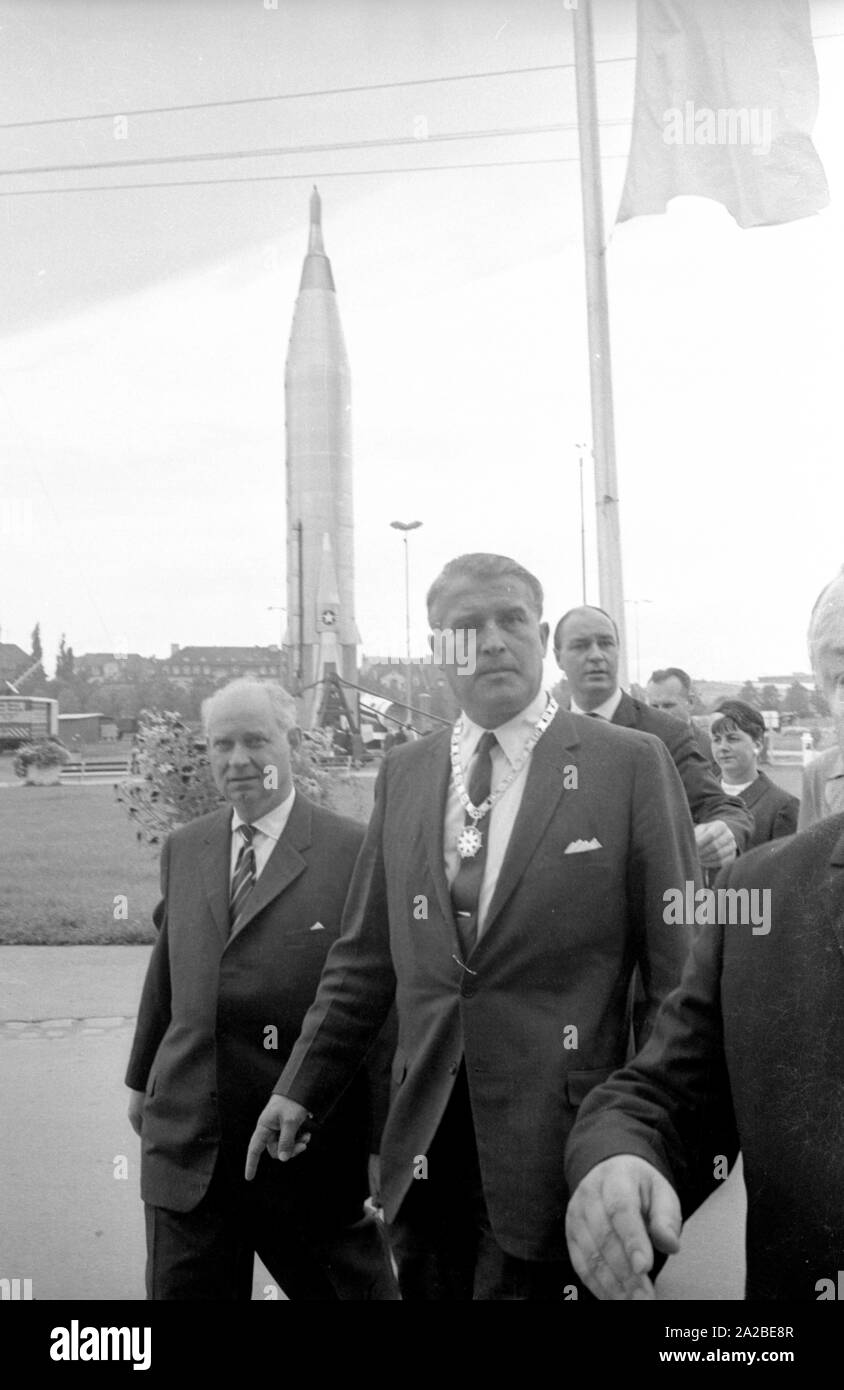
[554,607,752,871]
[245,553,698,1300]
[798,563,844,830]
[645,666,718,771]
[126,678,396,1300]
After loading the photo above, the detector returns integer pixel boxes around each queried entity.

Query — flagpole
[571,0,628,686]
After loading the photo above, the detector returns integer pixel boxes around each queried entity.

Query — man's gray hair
[808,565,844,666]
[426,553,544,626]
[201,679,298,735]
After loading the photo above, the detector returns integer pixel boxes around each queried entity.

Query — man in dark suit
[125,678,396,1300]
[564,810,844,1301]
[554,607,752,871]
[645,666,718,771]
[244,553,699,1300]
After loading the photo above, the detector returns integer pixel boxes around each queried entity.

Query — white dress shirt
[230,788,296,887]
[570,686,623,722]
[444,688,551,939]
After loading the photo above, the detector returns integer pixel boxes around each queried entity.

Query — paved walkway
[0,948,150,1300]
[1,945,744,1301]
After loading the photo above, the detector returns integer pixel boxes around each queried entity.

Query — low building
[58,712,107,743]
[76,653,154,683]
[359,657,459,727]
[163,645,283,690]
[756,672,816,696]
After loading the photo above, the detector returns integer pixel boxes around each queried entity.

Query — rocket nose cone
[308,187,326,256]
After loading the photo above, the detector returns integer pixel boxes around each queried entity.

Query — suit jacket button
[448,1063,459,1075]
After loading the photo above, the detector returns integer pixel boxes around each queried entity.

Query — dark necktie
[229,823,257,936]
[451,731,498,959]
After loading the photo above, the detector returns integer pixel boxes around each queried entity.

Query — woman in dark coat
[710,699,799,847]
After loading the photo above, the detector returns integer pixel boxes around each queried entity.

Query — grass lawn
[0,772,376,945]
[0,784,161,944]
[0,754,808,946]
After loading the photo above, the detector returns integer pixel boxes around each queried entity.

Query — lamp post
[624,598,652,689]
[390,520,423,723]
[267,606,286,684]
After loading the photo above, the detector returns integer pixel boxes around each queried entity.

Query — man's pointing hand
[565,1155,682,1299]
[244,1094,312,1180]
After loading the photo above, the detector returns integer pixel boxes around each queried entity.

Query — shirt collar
[722,779,754,796]
[232,786,296,842]
[571,686,623,722]
[460,687,550,768]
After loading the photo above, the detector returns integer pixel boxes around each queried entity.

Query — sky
[0,0,843,688]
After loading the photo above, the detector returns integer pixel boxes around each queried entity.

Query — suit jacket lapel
[479,708,581,943]
[740,774,768,811]
[610,690,637,729]
[422,731,457,929]
[227,794,311,943]
[200,808,234,941]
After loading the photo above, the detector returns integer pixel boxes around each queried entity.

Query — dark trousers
[388,1067,589,1301]
[145,1152,399,1301]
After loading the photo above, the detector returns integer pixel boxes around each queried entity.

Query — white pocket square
[309,921,326,931]
[564,838,602,854]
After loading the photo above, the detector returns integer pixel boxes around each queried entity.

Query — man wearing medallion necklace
[246,554,699,1300]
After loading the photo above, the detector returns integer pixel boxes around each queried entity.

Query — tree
[782,681,812,719]
[738,681,762,708]
[759,684,781,712]
[810,687,830,718]
[30,622,42,663]
[48,667,94,714]
[55,635,75,681]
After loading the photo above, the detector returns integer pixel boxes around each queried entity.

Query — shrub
[13,738,70,779]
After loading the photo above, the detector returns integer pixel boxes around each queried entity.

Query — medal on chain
[451,696,558,858]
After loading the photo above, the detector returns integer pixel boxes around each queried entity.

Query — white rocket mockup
[284,187,359,725]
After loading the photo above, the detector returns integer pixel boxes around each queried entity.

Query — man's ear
[286,726,302,751]
[539,620,550,655]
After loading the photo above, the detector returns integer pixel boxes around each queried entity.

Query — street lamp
[267,606,286,684]
[624,598,653,689]
[390,520,423,722]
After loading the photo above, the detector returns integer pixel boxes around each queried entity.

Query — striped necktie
[451,731,498,959]
[229,823,257,936]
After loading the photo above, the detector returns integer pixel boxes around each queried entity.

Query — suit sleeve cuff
[565,1123,677,1198]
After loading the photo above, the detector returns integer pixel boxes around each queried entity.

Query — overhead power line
[1,29,840,133]
[0,119,634,181]
[0,59,636,132]
[0,152,633,199]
